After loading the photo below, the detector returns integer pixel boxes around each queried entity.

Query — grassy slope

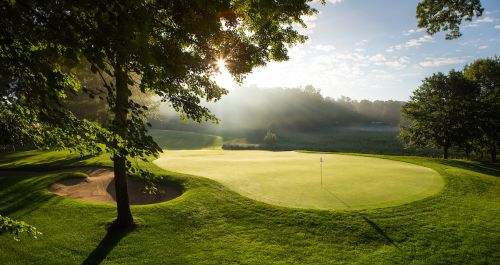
[149,129,222,150]
[0,150,499,264]
[155,150,444,210]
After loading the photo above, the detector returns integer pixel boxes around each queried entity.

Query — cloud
[387,35,433,52]
[369,53,386,63]
[465,16,499,27]
[355,39,369,46]
[403,28,425,36]
[385,56,410,69]
[495,25,500,30]
[477,17,495,23]
[478,45,488,50]
[326,0,344,4]
[371,70,395,80]
[406,35,433,47]
[418,57,466,67]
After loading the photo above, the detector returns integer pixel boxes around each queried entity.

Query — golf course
[1,0,500,264]
[154,150,444,209]
[1,147,499,264]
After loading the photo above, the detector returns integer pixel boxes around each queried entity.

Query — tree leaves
[400,58,498,160]
[416,0,483,40]
[0,214,42,241]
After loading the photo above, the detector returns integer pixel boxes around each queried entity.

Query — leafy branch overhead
[0,215,42,241]
[417,0,483,39]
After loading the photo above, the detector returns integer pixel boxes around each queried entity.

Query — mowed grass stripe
[154,150,444,210]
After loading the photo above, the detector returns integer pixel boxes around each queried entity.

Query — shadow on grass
[0,151,38,165]
[81,223,134,265]
[359,215,401,251]
[321,187,402,251]
[0,154,96,171]
[440,160,500,177]
[0,174,63,218]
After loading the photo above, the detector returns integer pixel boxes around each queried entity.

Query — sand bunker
[9,167,183,205]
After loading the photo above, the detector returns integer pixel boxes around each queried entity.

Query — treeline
[151,85,405,132]
[400,57,499,161]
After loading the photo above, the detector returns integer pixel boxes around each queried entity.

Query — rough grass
[154,150,444,210]
[0,150,499,264]
[149,129,222,150]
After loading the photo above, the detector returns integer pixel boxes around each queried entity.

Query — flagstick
[320,157,323,186]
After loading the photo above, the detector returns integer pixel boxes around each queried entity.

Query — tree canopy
[401,57,499,160]
[1,0,319,228]
[463,56,500,161]
[417,0,483,39]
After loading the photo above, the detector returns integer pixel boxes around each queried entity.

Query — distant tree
[304,85,321,96]
[263,130,278,151]
[464,57,500,161]
[417,0,483,39]
[400,70,480,158]
[1,1,317,228]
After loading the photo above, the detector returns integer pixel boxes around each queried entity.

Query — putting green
[154,150,444,210]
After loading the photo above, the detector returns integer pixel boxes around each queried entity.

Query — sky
[217,0,500,101]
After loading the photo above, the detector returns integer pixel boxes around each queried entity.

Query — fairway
[154,150,444,209]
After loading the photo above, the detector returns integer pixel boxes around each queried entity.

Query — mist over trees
[151,86,405,132]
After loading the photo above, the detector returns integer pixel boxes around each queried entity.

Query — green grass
[206,126,440,155]
[154,150,444,210]
[0,150,499,264]
[272,127,406,154]
[149,129,223,150]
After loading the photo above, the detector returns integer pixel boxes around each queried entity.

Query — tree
[1,1,317,228]
[263,130,278,151]
[446,70,481,158]
[417,0,483,39]
[64,67,159,127]
[400,70,480,159]
[464,57,500,162]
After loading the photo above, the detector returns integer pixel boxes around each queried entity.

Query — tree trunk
[491,146,497,163]
[443,146,449,159]
[112,56,133,228]
[113,154,133,227]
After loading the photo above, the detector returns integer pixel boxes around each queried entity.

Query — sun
[216,59,226,71]
[214,59,236,90]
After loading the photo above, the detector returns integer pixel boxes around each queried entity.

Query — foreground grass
[0,150,499,264]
